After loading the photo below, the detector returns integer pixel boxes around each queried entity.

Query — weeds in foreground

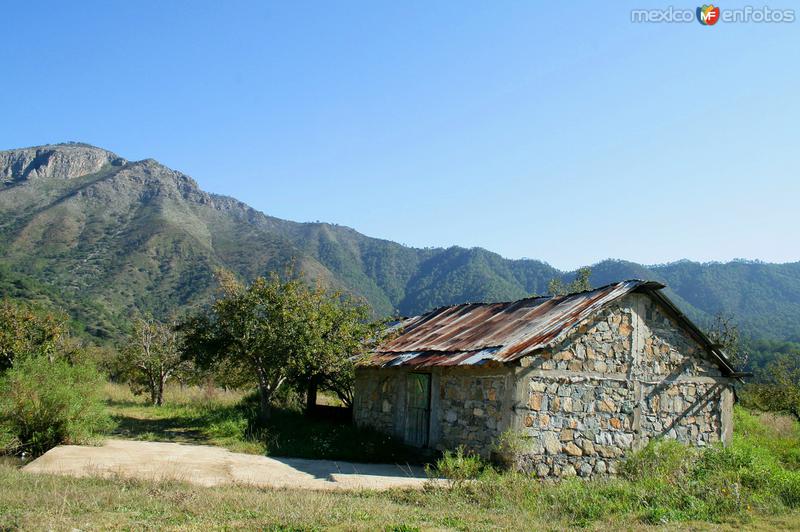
[415,408,800,527]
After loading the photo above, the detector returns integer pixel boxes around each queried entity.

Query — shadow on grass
[105,399,150,409]
[110,413,207,443]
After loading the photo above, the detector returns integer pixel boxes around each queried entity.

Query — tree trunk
[306,377,318,416]
[156,375,165,406]
[150,378,158,406]
[254,370,273,424]
[255,369,285,423]
[257,385,272,422]
[335,387,353,409]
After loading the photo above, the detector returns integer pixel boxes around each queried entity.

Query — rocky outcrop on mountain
[0,143,124,184]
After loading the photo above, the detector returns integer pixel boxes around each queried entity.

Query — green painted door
[406,373,431,447]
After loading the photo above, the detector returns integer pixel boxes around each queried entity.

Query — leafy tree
[120,317,190,406]
[0,299,67,371]
[181,269,379,420]
[202,356,255,391]
[746,339,800,375]
[742,355,800,417]
[547,267,592,296]
[292,292,385,411]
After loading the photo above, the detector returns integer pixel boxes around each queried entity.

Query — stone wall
[436,369,509,456]
[535,303,634,375]
[353,369,400,437]
[518,374,633,477]
[512,293,734,477]
[639,381,725,448]
[633,293,731,447]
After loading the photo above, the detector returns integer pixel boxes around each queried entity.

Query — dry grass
[0,464,526,531]
[103,382,246,408]
[757,411,800,440]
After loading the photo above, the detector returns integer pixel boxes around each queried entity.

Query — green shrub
[732,408,800,469]
[0,356,113,456]
[491,428,531,470]
[270,385,304,412]
[206,417,248,440]
[0,299,68,372]
[430,446,487,485]
[612,410,800,524]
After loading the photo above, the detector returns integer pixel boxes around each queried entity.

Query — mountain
[1,143,799,343]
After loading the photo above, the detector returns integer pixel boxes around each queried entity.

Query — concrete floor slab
[23,439,435,491]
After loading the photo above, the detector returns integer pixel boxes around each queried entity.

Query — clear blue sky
[1,1,797,270]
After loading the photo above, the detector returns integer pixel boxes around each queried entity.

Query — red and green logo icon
[697,4,721,25]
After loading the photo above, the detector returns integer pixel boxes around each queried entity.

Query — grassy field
[2,384,800,530]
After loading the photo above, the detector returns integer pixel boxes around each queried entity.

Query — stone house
[353,280,744,477]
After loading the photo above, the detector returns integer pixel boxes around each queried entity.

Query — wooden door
[405,373,431,447]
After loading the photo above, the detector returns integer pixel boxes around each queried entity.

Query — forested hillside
[1,143,798,344]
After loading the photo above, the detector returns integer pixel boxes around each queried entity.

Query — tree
[292,291,385,412]
[0,299,112,456]
[706,313,748,369]
[744,355,800,417]
[547,267,592,296]
[121,317,189,406]
[0,299,67,371]
[180,269,379,420]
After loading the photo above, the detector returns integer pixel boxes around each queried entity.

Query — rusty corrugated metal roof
[360,280,663,368]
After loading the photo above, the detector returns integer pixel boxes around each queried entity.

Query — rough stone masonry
[354,281,737,478]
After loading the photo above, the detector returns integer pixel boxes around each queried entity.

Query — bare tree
[707,313,748,369]
[122,318,190,406]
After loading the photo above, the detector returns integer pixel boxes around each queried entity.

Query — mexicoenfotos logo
[697,4,721,25]
[631,4,795,24]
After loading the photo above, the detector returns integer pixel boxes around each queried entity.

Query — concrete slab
[23,439,436,491]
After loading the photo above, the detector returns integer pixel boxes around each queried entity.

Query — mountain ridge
[1,143,798,343]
